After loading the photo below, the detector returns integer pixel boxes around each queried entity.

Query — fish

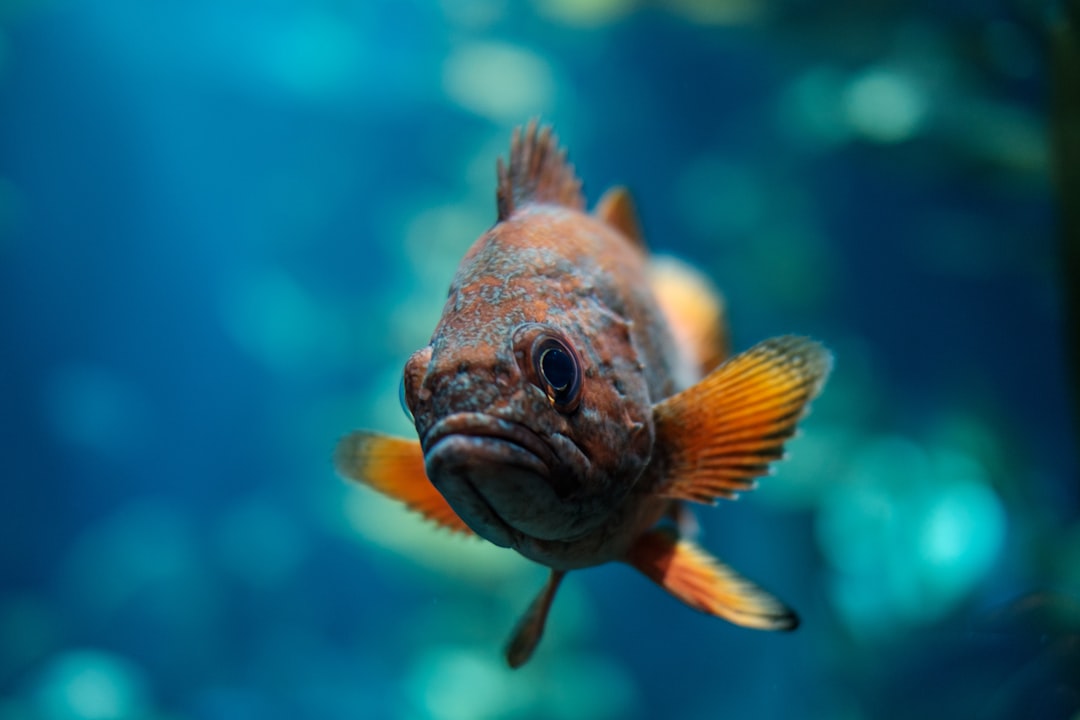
[336,121,832,668]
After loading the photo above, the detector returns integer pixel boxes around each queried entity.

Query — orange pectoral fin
[334,431,474,536]
[625,529,797,631]
[654,335,832,504]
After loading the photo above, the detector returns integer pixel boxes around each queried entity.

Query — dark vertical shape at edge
[1051,1,1080,474]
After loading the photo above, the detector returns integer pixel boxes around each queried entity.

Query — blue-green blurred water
[2,1,1077,718]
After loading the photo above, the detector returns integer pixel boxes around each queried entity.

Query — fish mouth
[422,413,572,546]
[422,413,556,476]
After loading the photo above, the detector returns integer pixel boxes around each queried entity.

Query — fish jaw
[422,412,594,546]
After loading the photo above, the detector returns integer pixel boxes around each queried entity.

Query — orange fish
[336,121,832,668]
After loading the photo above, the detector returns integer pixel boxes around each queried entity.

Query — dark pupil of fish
[540,347,574,392]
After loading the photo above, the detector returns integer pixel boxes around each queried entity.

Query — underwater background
[2,0,1078,718]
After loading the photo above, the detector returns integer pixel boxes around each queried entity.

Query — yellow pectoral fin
[335,431,474,536]
[625,529,797,631]
[654,335,832,504]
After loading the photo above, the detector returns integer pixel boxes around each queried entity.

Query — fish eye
[398,374,414,424]
[539,346,574,391]
[533,336,582,412]
[512,323,584,413]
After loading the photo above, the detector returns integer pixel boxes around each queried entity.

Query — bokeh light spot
[440,0,507,29]
[408,647,527,720]
[918,453,1005,600]
[442,42,555,121]
[32,650,149,720]
[666,0,765,25]
[843,67,927,143]
[222,269,345,374]
[533,0,635,27]
[404,204,487,285]
[59,500,211,627]
[817,436,1006,637]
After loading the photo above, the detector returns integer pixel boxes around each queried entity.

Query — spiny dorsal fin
[594,186,645,249]
[497,120,584,220]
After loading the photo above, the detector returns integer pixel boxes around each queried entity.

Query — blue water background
[1,1,1077,718]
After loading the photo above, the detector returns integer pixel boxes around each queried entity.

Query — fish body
[337,122,832,667]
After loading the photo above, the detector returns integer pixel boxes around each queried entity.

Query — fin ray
[625,529,797,631]
[334,431,474,535]
[654,335,832,504]
[497,120,584,220]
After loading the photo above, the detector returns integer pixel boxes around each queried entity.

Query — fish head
[401,315,654,549]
